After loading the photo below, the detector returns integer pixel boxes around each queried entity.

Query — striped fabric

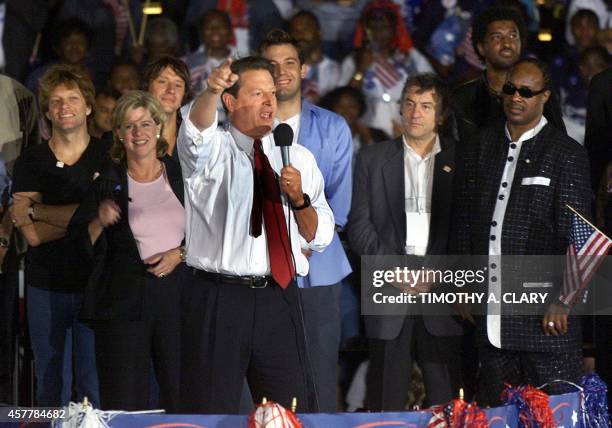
[372,57,402,89]
[456,28,483,71]
[103,0,129,53]
[560,212,612,305]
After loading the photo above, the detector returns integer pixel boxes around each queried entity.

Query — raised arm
[178,60,239,178]
[189,59,238,131]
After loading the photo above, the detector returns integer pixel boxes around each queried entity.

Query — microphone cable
[280,173,321,413]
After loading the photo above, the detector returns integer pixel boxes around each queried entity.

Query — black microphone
[273,123,293,167]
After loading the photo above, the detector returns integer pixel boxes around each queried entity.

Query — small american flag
[373,58,402,89]
[427,404,447,428]
[560,211,612,305]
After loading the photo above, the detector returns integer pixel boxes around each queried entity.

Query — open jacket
[450,122,591,351]
[348,135,463,340]
[69,155,184,321]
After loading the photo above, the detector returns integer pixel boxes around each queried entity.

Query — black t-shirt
[12,137,111,292]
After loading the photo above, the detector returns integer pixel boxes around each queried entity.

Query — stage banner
[107,401,522,428]
[1,392,578,428]
[549,391,583,428]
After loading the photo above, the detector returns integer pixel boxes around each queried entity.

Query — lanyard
[405,157,430,214]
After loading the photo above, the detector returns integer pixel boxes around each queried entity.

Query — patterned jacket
[451,122,591,351]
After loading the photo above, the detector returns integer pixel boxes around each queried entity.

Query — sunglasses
[502,82,547,98]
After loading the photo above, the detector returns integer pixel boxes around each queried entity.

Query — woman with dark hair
[184,9,238,95]
[184,9,238,125]
[26,18,94,95]
[142,55,192,157]
[70,91,185,411]
[339,0,433,137]
[320,86,389,155]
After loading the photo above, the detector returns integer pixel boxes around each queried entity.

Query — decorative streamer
[579,373,610,428]
[427,391,487,428]
[502,384,555,428]
[248,398,302,428]
[52,399,164,428]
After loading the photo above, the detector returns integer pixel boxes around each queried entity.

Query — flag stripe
[561,212,612,306]
[373,59,402,89]
[579,238,608,269]
[579,233,607,256]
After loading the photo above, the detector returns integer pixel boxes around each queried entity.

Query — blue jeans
[27,286,99,406]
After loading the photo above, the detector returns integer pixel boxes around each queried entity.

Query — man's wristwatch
[179,246,187,262]
[0,237,9,248]
[291,193,311,210]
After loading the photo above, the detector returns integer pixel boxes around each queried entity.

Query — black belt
[192,268,271,288]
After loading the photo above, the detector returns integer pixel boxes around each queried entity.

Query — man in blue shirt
[260,29,353,412]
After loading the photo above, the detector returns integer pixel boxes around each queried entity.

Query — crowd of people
[0,0,611,416]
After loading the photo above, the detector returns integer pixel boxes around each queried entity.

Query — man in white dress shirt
[349,73,462,410]
[177,56,334,414]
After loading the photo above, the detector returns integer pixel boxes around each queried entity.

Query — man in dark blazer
[584,66,612,405]
[584,67,612,191]
[452,58,591,406]
[349,73,462,411]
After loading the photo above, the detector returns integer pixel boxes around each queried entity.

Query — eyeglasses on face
[502,82,547,98]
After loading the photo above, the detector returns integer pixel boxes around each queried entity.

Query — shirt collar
[504,115,548,143]
[230,125,255,154]
[402,134,442,162]
[229,119,280,155]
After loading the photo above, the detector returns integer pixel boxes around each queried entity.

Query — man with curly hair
[453,6,566,143]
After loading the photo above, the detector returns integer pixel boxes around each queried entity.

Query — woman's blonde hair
[110,90,169,162]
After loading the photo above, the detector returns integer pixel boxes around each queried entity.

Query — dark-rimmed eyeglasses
[502,82,547,99]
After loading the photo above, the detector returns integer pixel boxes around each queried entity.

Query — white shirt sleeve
[177,101,220,179]
[409,48,434,73]
[302,152,335,252]
[339,56,356,87]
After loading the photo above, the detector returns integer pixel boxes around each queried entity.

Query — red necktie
[250,139,296,288]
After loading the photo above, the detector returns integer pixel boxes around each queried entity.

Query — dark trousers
[595,315,612,406]
[367,316,460,411]
[477,344,582,407]
[0,263,18,404]
[94,266,183,412]
[180,271,310,414]
[299,283,342,412]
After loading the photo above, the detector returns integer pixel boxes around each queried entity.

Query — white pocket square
[521,176,550,186]
[522,282,554,288]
